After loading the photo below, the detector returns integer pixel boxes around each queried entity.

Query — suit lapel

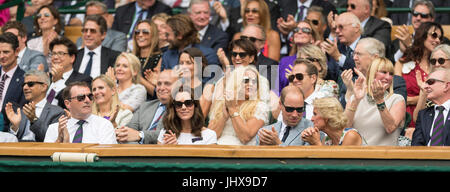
[74,49,84,73]
[143,101,161,130]
[424,108,436,142]
[444,110,450,145]
[100,47,108,74]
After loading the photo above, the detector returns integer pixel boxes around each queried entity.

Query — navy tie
[282,126,292,143]
[84,51,95,77]
[430,106,446,146]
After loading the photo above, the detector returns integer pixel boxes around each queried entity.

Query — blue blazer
[412,107,450,146]
[200,24,229,52]
[1,66,26,132]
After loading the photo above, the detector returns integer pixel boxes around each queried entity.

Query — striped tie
[72,120,85,143]
[0,74,9,102]
[430,106,446,146]
[148,105,166,131]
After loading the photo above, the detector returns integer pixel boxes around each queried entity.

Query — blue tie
[84,51,95,76]
[147,105,166,131]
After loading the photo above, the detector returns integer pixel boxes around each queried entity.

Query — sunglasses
[428,31,443,41]
[293,27,312,34]
[244,8,259,14]
[425,78,447,86]
[174,99,194,109]
[430,58,450,65]
[231,51,248,58]
[306,19,319,26]
[69,93,94,102]
[134,29,150,35]
[36,13,51,19]
[412,11,430,18]
[243,76,257,84]
[22,81,44,88]
[81,28,97,34]
[240,35,264,43]
[282,103,305,113]
[346,3,356,10]
[288,73,304,82]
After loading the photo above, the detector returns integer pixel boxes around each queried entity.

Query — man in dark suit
[0,33,26,132]
[240,24,278,90]
[390,0,449,26]
[73,15,120,79]
[412,68,450,146]
[188,0,229,52]
[112,0,172,40]
[48,36,92,109]
[5,70,64,142]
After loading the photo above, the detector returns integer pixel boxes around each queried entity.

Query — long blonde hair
[366,57,394,98]
[91,75,121,116]
[132,20,161,68]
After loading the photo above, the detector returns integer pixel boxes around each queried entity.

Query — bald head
[157,69,178,104]
[336,12,362,45]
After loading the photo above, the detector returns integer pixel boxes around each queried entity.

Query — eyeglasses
[174,99,194,109]
[425,78,447,85]
[240,35,264,43]
[22,81,44,88]
[336,23,354,31]
[428,31,443,41]
[134,29,150,35]
[81,28,97,34]
[430,58,450,65]
[412,11,430,19]
[282,103,305,113]
[293,27,312,34]
[306,19,319,26]
[69,93,94,102]
[231,51,249,58]
[36,13,51,19]
[288,73,304,82]
[50,52,69,57]
[244,8,259,14]
[346,3,356,10]
[243,76,257,85]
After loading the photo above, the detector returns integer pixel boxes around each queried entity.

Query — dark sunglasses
[309,19,319,25]
[293,27,312,34]
[36,13,51,19]
[430,58,450,65]
[282,103,305,113]
[81,28,97,34]
[69,93,94,102]
[134,29,150,35]
[243,76,257,84]
[22,81,45,88]
[174,99,194,109]
[244,8,259,14]
[412,11,430,18]
[346,3,356,9]
[240,35,263,42]
[429,31,443,41]
[288,73,304,82]
[425,78,447,86]
[231,51,248,58]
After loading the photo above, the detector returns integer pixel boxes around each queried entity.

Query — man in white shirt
[44,81,117,144]
[5,70,64,141]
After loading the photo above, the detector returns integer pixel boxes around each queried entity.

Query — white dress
[157,128,217,145]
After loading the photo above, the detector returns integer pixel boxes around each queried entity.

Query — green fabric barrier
[1,160,450,172]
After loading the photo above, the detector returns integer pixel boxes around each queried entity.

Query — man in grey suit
[1,21,48,72]
[257,85,314,146]
[76,1,127,52]
[116,69,177,144]
[5,70,64,142]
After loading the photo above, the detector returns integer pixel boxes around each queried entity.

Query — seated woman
[92,75,133,129]
[301,97,364,145]
[132,20,162,100]
[109,52,147,112]
[345,57,406,145]
[157,88,217,145]
[208,65,270,145]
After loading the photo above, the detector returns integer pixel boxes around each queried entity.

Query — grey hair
[413,0,435,18]
[24,69,51,90]
[85,0,108,14]
[245,24,267,41]
[307,6,326,25]
[187,0,209,13]
[357,37,385,57]
[430,67,450,82]
[431,44,450,59]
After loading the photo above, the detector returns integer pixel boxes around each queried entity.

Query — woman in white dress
[158,88,217,145]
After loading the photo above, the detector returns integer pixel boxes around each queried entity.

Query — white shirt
[9,98,47,140]
[198,25,209,41]
[338,36,361,67]
[295,0,312,21]
[157,128,217,145]
[47,69,73,105]
[79,46,102,78]
[44,114,117,144]
[17,47,26,66]
[0,132,18,142]
[278,121,289,141]
[304,90,320,120]
[0,65,18,112]
[427,100,450,146]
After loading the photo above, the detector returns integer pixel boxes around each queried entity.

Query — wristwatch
[377,102,386,111]
[231,112,239,118]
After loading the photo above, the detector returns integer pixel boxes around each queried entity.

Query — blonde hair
[313,97,348,131]
[209,65,269,121]
[298,44,328,79]
[366,57,394,98]
[114,52,142,84]
[91,75,121,116]
[132,20,161,67]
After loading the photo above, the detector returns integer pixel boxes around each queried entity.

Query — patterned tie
[297,5,306,22]
[83,51,95,77]
[0,73,9,102]
[282,126,292,143]
[147,105,166,131]
[72,120,86,143]
[430,106,446,146]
